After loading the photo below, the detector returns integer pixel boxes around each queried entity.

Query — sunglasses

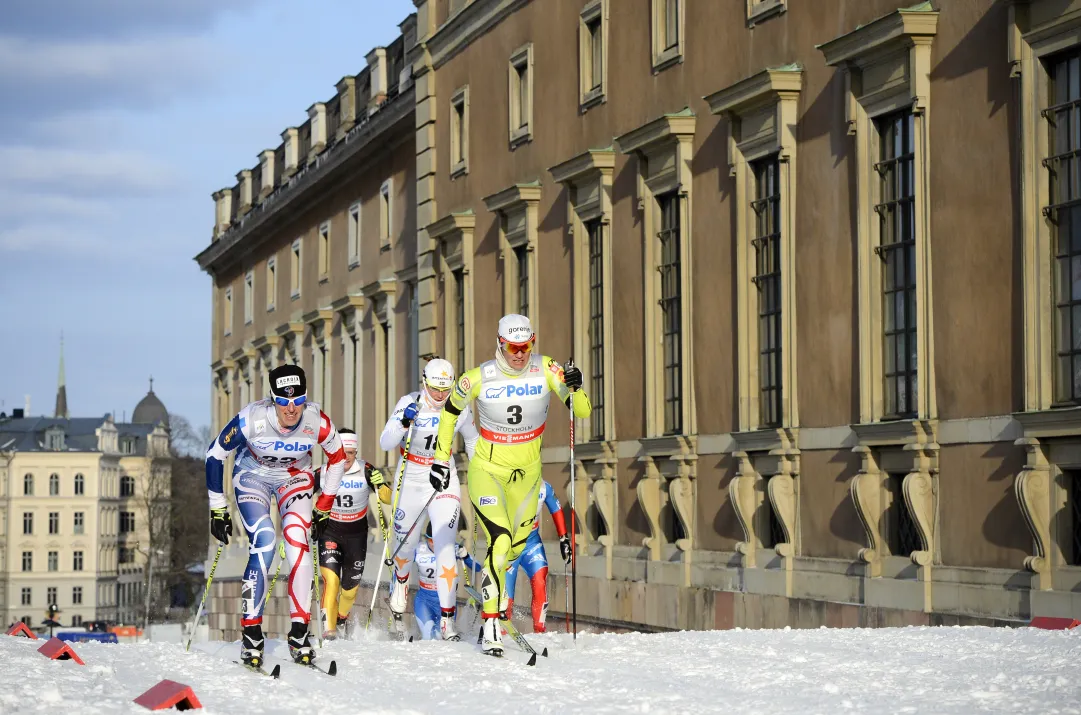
[273,394,307,407]
[500,339,534,355]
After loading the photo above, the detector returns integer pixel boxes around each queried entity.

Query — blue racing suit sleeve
[542,481,561,517]
[205,415,247,510]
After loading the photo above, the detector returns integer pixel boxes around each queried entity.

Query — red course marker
[133,680,203,711]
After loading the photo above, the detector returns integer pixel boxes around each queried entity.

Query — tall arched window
[23,474,33,496]
[49,474,59,496]
[74,473,84,496]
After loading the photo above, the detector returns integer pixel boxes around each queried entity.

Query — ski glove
[456,542,470,560]
[429,460,451,492]
[401,402,420,428]
[312,507,331,540]
[564,363,583,392]
[366,463,386,487]
[210,508,232,546]
[559,534,572,564]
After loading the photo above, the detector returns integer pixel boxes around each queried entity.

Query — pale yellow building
[0,378,171,629]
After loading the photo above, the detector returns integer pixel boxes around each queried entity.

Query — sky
[0,0,414,431]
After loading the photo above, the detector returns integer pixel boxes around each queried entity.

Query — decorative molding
[1014,437,1052,590]
[747,0,785,27]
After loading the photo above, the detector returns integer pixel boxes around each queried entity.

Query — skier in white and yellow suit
[428,314,590,657]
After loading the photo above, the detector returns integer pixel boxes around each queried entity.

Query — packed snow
[1,624,1080,714]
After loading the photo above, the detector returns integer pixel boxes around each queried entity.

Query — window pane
[659,193,682,434]
[876,109,917,418]
[1052,50,1081,404]
[588,220,606,441]
[752,156,783,427]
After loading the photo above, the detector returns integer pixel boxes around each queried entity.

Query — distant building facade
[197,0,1081,633]
[0,374,171,628]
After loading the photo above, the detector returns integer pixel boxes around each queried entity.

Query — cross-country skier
[380,358,478,642]
[411,521,481,640]
[503,479,571,633]
[205,364,347,668]
[429,314,590,656]
[314,428,389,641]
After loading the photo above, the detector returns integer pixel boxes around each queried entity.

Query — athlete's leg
[234,471,277,627]
[503,552,522,615]
[468,462,513,617]
[318,526,344,635]
[414,591,441,640]
[427,470,462,611]
[389,478,427,611]
[519,539,550,632]
[275,469,316,624]
[503,466,542,568]
[337,525,369,621]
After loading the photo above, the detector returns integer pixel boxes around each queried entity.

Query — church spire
[54,333,69,419]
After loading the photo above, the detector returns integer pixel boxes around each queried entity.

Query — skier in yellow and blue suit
[428,314,590,657]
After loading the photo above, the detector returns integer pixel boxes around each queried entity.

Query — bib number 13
[507,405,523,425]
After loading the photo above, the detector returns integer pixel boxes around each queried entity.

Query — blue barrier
[56,632,118,644]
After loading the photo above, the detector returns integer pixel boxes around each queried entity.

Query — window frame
[48,511,59,535]
[20,587,31,606]
[266,256,277,312]
[318,220,331,282]
[819,6,939,426]
[22,511,32,536]
[484,184,541,333]
[223,286,233,336]
[380,179,393,250]
[348,201,361,267]
[746,0,786,27]
[706,65,802,436]
[752,155,784,429]
[650,0,684,73]
[508,43,534,148]
[579,0,609,111]
[72,586,83,605]
[615,111,697,439]
[244,269,254,325]
[48,550,58,572]
[49,473,59,496]
[74,473,84,496]
[23,473,32,496]
[73,511,84,535]
[450,85,470,177]
[21,551,32,572]
[290,238,302,300]
[428,211,477,375]
[73,550,83,572]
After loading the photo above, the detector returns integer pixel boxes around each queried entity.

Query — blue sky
[0,0,414,430]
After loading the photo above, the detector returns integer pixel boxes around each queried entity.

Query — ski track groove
[0,626,1079,713]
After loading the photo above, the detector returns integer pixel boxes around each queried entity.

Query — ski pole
[567,357,578,642]
[263,540,287,609]
[365,423,414,631]
[311,533,324,648]
[184,542,223,652]
[384,489,438,566]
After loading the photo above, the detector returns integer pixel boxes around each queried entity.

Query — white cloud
[0,222,108,254]
[0,146,179,195]
[0,192,114,221]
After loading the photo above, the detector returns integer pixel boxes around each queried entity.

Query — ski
[233,660,281,678]
[463,585,540,666]
[284,658,337,676]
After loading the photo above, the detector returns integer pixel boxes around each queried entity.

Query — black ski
[286,658,337,676]
[233,660,281,678]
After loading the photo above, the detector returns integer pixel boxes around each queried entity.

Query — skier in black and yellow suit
[428,314,590,656]
[314,428,390,640]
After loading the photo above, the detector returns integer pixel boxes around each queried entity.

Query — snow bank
[0,625,1078,713]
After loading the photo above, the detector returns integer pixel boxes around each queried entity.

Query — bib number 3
[506,405,523,425]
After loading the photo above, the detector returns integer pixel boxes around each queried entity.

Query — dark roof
[132,390,169,428]
[0,416,110,452]
[116,423,158,457]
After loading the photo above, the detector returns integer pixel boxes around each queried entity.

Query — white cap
[423,358,455,390]
[498,314,534,344]
[339,432,358,449]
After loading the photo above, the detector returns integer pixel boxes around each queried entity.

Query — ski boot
[337,615,351,640]
[388,573,409,613]
[288,622,316,665]
[440,607,460,642]
[240,624,265,668]
[481,614,503,657]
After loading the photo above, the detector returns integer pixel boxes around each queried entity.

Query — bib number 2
[506,405,523,425]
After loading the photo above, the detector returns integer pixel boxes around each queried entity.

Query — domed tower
[132,377,169,429]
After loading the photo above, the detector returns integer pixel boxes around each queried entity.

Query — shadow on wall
[829,449,866,548]
[928,0,1010,118]
[982,442,1031,552]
